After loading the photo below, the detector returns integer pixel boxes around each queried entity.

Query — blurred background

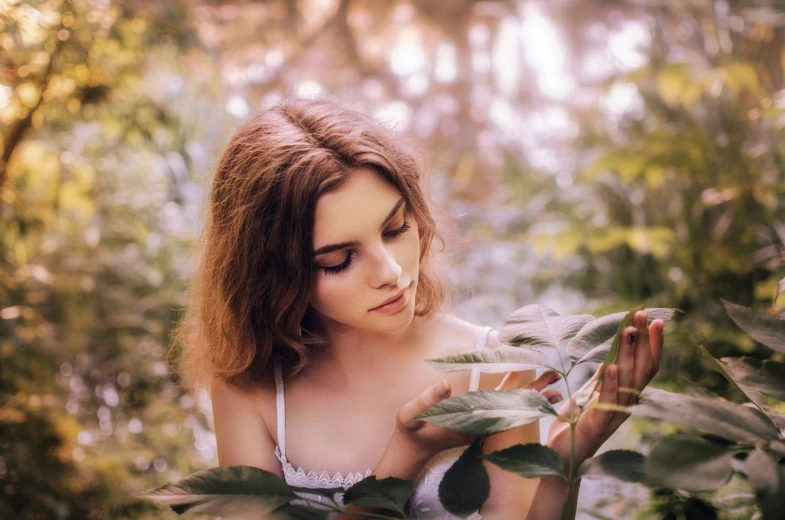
[2,0,785,518]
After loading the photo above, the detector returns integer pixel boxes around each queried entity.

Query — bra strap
[273,359,286,457]
[468,326,493,392]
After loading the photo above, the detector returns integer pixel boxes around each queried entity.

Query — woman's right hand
[391,380,476,463]
[389,371,563,467]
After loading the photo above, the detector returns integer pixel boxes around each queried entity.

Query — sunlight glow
[389,28,426,76]
[226,94,250,118]
[492,17,520,95]
[296,80,323,98]
[520,4,574,99]
[373,101,411,133]
[608,22,649,69]
[435,42,457,83]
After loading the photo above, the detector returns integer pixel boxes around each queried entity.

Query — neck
[305,315,431,388]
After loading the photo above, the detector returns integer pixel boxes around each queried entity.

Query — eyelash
[322,221,412,276]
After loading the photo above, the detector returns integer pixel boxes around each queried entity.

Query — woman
[174,98,664,519]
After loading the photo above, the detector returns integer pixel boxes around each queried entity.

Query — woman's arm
[211,377,284,476]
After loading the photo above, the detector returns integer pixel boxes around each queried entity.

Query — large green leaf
[483,443,565,479]
[438,438,489,518]
[645,435,733,492]
[700,346,772,416]
[568,308,676,366]
[724,300,785,354]
[427,345,552,373]
[342,476,414,515]
[744,447,785,520]
[500,305,594,369]
[576,450,646,483]
[633,388,781,444]
[412,389,558,436]
[138,465,294,516]
[718,356,785,401]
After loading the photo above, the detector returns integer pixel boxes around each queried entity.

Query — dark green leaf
[413,389,558,435]
[744,447,785,520]
[645,435,733,492]
[483,443,565,479]
[427,345,552,373]
[717,356,785,401]
[138,465,294,516]
[342,476,414,515]
[438,438,489,518]
[577,450,646,482]
[724,300,785,354]
[700,346,772,416]
[634,388,781,443]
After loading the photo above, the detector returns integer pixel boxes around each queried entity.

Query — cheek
[309,274,358,314]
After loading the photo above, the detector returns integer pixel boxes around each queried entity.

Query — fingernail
[627,329,637,345]
[437,381,450,398]
[550,373,562,384]
[548,394,561,404]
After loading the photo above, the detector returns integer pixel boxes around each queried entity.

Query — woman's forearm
[524,476,581,520]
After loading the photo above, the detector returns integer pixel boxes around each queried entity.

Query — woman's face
[308,167,421,335]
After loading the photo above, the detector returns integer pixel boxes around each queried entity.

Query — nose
[370,243,402,288]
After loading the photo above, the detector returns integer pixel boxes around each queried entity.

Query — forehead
[312,168,402,245]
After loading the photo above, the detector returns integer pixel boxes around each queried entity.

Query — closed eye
[384,221,411,239]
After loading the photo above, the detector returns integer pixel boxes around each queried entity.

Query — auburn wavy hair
[171,98,448,393]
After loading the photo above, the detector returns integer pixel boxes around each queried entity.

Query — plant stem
[558,369,581,520]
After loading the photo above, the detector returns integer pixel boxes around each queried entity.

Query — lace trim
[275,445,373,490]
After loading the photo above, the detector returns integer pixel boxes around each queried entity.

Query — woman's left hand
[545,310,665,471]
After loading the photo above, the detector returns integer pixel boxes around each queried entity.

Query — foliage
[142,296,785,519]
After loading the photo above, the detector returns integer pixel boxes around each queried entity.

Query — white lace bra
[272,327,492,519]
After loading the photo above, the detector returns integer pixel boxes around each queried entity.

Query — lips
[371,285,408,311]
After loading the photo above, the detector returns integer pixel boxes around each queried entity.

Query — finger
[495,370,524,392]
[521,370,561,392]
[616,326,636,406]
[399,380,451,427]
[632,311,652,391]
[649,319,664,378]
[542,389,563,405]
[593,364,618,427]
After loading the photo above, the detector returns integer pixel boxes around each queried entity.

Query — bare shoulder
[428,314,535,390]
[209,375,283,476]
[425,312,488,356]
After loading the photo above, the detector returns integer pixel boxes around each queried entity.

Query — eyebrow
[312,197,406,257]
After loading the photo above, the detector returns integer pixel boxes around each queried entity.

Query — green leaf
[699,346,774,422]
[483,443,565,479]
[744,447,785,520]
[568,308,676,366]
[723,300,785,354]
[576,450,646,483]
[500,304,594,369]
[138,465,294,516]
[438,438,489,517]
[412,389,558,435]
[645,435,733,492]
[633,388,781,444]
[427,345,552,373]
[342,476,414,515]
[707,350,785,402]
